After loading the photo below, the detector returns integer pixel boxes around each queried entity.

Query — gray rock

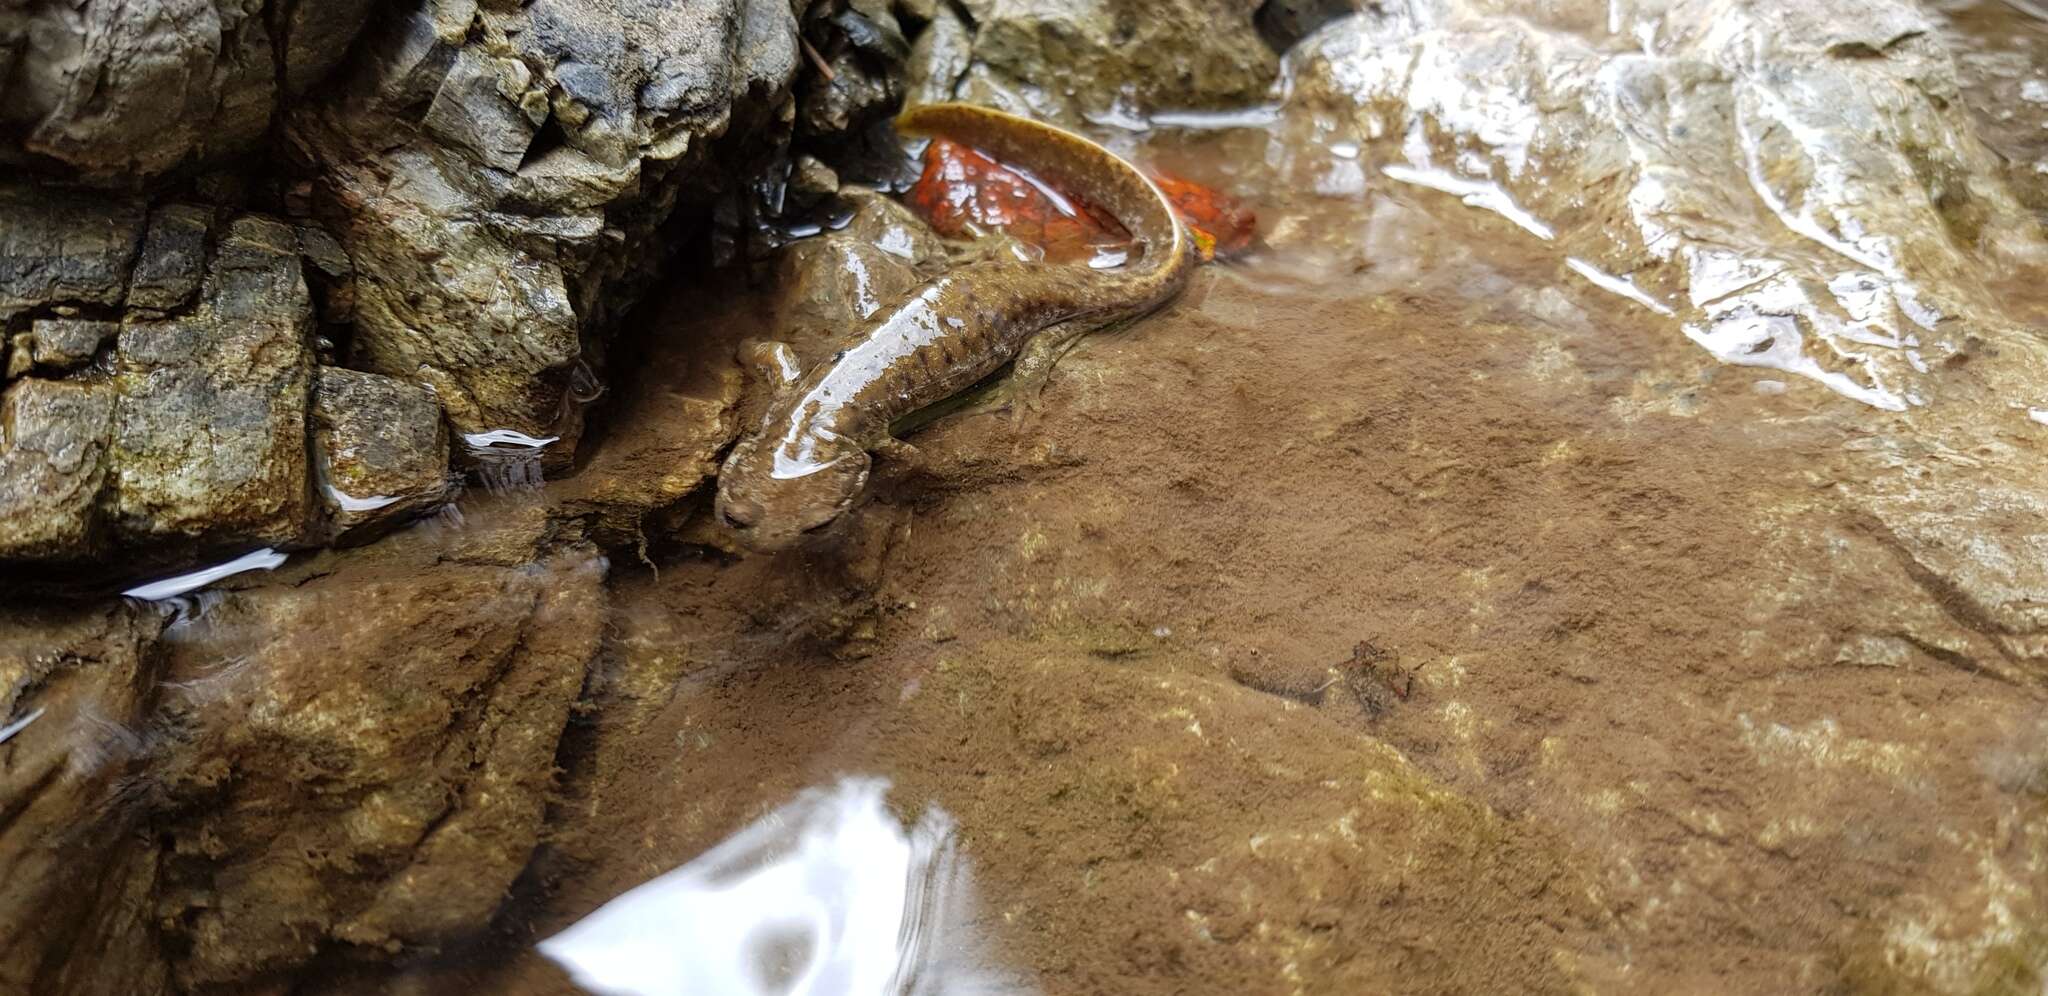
[30,318,116,370]
[1281,0,2046,413]
[126,205,213,314]
[904,0,975,110]
[311,367,456,543]
[280,0,382,97]
[0,1,373,182]
[0,186,146,320]
[0,379,118,559]
[110,216,314,548]
[293,0,801,457]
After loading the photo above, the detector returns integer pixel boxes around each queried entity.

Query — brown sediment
[349,178,2048,993]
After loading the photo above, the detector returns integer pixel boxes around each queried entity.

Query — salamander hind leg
[1002,317,1106,423]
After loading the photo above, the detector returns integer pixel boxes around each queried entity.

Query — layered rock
[150,516,609,987]
[0,202,452,575]
[290,0,802,460]
[0,509,608,990]
[0,604,172,996]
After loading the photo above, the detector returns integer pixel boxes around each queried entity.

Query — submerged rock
[0,604,172,996]
[148,521,609,987]
[1280,0,2047,413]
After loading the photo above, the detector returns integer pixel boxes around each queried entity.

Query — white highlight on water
[539,777,970,996]
[1381,164,1556,240]
[122,548,288,601]
[324,484,401,513]
[462,429,559,449]
[0,707,45,746]
[1565,258,1675,316]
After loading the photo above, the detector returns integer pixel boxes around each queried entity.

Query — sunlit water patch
[539,777,1000,996]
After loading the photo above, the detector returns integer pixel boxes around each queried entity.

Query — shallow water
[5,3,2048,994]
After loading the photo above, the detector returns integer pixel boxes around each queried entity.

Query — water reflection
[120,547,288,601]
[0,705,42,745]
[540,778,994,996]
[464,429,557,493]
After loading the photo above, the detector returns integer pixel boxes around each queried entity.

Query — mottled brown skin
[715,103,1195,549]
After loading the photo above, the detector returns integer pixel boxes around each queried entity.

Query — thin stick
[799,36,837,82]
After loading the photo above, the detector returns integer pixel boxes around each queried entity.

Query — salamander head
[715,428,873,551]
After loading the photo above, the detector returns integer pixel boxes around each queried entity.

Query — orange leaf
[903,136,1257,263]
[1149,172,1257,259]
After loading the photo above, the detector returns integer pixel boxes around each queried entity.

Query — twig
[799,36,837,82]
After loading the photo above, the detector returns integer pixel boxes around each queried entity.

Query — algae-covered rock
[0,379,117,559]
[111,216,315,549]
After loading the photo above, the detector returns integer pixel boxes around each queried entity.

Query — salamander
[714,102,1195,549]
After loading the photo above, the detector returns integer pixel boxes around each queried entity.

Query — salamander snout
[715,432,874,552]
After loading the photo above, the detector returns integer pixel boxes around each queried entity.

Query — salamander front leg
[874,435,922,468]
[738,338,805,392]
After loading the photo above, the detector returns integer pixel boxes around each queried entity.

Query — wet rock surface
[0,604,171,996]
[311,368,457,543]
[0,506,607,990]
[1278,0,2047,413]
[152,513,608,988]
[911,0,1283,124]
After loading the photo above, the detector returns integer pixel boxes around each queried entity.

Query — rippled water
[540,779,977,996]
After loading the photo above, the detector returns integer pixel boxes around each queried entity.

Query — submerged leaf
[903,136,1256,264]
